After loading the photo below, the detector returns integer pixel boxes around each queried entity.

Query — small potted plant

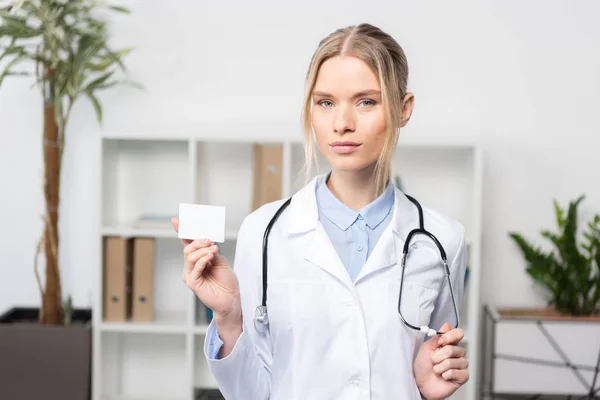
[483,195,600,397]
[0,1,136,399]
[506,194,600,319]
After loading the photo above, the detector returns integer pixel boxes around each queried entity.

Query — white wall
[1,0,599,318]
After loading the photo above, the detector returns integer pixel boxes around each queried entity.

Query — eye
[317,100,334,108]
[359,99,377,107]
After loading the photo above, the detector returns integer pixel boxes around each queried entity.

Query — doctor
[172,23,469,400]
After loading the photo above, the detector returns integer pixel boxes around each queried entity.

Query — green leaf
[84,70,113,91]
[0,42,25,63]
[108,5,130,14]
[0,13,42,39]
[510,195,600,316]
[85,88,102,125]
[0,53,29,86]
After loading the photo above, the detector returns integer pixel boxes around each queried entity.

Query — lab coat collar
[285,174,419,285]
[286,174,417,239]
[316,171,395,231]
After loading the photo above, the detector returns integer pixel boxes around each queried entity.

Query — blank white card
[177,203,226,243]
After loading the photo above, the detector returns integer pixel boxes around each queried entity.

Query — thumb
[439,322,452,334]
[424,322,452,351]
[171,217,192,247]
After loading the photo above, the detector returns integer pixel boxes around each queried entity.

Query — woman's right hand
[171,217,242,322]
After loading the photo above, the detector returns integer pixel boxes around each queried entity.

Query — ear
[399,92,414,128]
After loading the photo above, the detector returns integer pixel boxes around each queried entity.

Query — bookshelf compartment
[101,237,189,329]
[102,138,190,232]
[195,140,285,238]
[100,331,189,399]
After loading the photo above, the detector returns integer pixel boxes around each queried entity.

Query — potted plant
[0,1,136,398]
[506,194,600,318]
[482,195,600,398]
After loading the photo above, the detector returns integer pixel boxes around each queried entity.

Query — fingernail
[438,338,445,346]
[212,245,218,251]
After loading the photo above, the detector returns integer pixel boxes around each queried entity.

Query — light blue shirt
[207,173,395,359]
[316,172,395,282]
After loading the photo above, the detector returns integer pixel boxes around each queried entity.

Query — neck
[326,166,388,211]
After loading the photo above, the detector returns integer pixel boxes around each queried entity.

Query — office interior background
[1,1,599,399]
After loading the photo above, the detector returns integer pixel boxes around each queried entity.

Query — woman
[173,23,469,400]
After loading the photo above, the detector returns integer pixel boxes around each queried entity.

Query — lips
[330,141,361,154]
[330,141,361,147]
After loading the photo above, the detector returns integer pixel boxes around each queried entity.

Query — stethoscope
[254,193,460,337]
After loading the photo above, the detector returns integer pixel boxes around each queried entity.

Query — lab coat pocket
[393,281,439,330]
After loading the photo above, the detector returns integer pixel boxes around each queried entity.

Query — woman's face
[311,55,413,175]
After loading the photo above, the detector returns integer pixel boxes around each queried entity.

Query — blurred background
[1,1,599,399]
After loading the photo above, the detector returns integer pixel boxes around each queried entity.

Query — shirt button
[356,245,363,251]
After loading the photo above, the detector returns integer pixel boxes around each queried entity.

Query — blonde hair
[300,23,409,197]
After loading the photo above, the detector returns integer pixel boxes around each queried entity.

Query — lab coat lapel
[304,223,354,288]
[354,226,397,283]
[284,176,418,287]
[354,187,418,283]
[285,175,354,288]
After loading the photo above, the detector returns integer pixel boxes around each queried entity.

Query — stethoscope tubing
[255,193,460,337]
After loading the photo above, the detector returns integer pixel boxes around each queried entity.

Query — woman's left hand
[413,322,469,400]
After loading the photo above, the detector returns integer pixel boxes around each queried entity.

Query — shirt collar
[316,171,395,231]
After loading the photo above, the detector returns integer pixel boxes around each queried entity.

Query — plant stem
[40,78,64,325]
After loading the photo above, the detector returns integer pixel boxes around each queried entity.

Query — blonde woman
[173,23,469,400]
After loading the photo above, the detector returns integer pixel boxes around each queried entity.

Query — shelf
[99,311,189,334]
[102,225,178,239]
[102,225,239,241]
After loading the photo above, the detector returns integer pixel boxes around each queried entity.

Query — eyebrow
[312,90,381,99]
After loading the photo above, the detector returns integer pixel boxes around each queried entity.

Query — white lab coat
[204,175,467,400]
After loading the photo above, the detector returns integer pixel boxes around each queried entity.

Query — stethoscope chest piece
[254,305,269,332]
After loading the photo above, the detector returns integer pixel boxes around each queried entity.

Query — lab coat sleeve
[203,216,272,400]
[429,224,468,332]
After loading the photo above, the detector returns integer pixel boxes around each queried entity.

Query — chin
[327,156,375,174]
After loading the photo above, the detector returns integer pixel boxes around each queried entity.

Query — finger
[438,327,464,346]
[189,252,214,282]
[433,357,469,375]
[431,345,466,364]
[441,368,469,384]
[184,239,213,258]
[186,245,218,272]
[171,217,193,247]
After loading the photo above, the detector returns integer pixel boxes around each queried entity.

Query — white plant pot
[482,306,600,398]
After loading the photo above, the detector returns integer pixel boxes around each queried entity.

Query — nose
[333,105,355,134]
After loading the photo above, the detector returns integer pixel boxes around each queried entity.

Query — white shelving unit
[93,129,483,400]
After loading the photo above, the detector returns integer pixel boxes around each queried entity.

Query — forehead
[314,55,380,94]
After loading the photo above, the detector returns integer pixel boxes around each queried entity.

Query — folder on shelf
[103,236,134,322]
[132,237,155,322]
[252,143,283,211]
